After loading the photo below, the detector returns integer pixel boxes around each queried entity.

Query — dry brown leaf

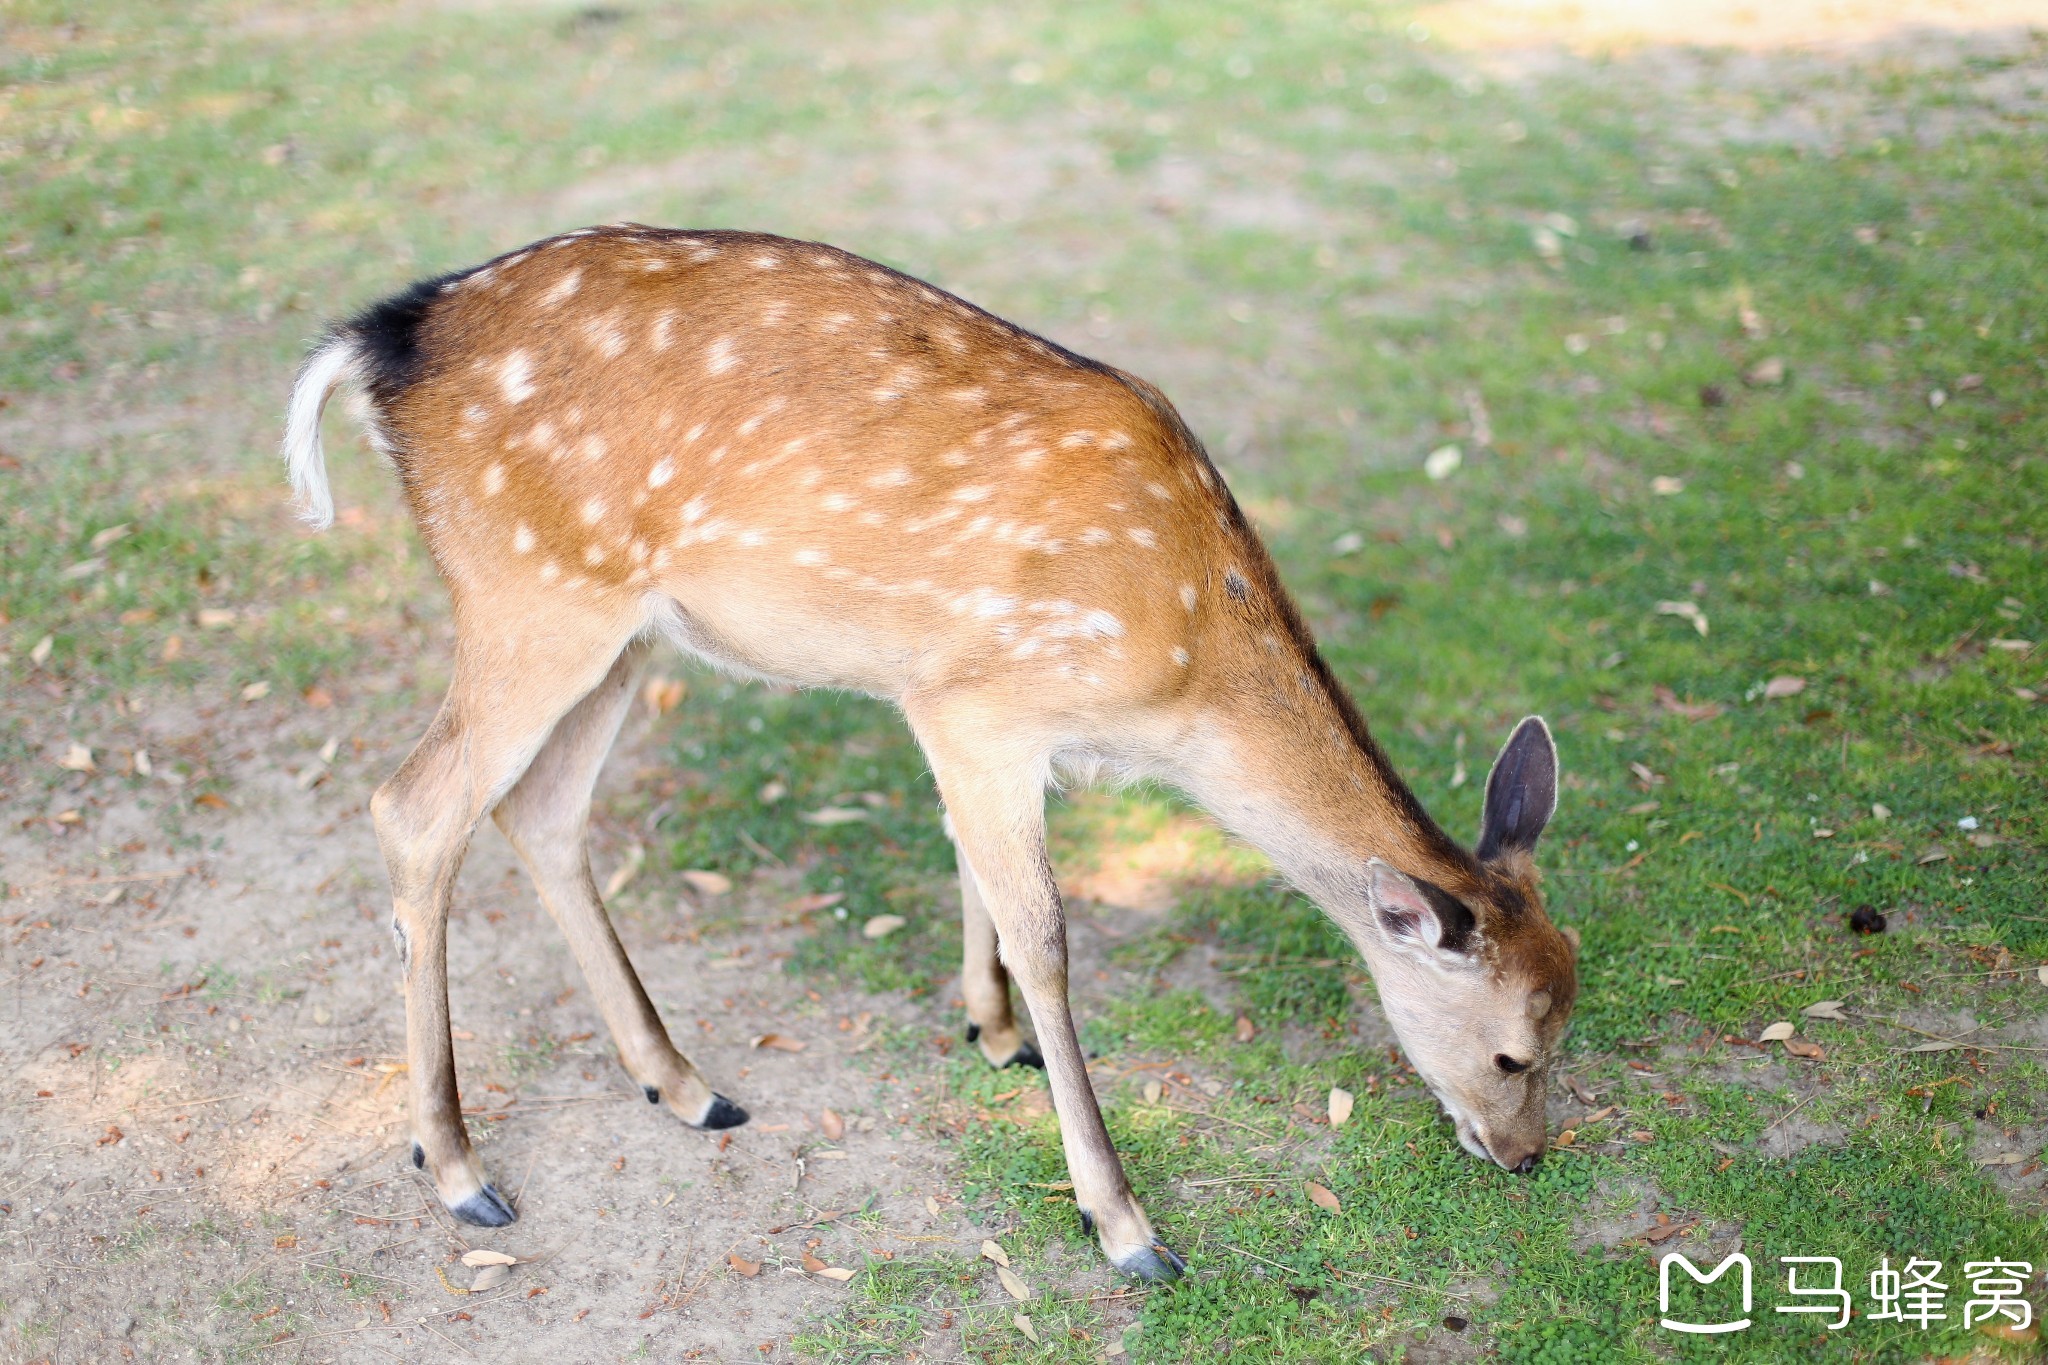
[787,891,844,913]
[862,914,906,940]
[470,1263,510,1293]
[1801,1000,1847,1021]
[1142,1080,1163,1105]
[1328,1087,1355,1128]
[750,1033,807,1053]
[57,743,94,772]
[1305,1181,1342,1214]
[1234,1014,1256,1043]
[1758,1021,1795,1043]
[1743,356,1786,386]
[1655,600,1708,636]
[602,843,645,899]
[1978,1152,2028,1167]
[996,1265,1031,1301]
[801,1250,828,1273]
[924,1195,941,1217]
[1762,675,1806,700]
[240,680,270,701]
[196,607,237,629]
[2038,964,2048,987]
[820,1108,844,1141]
[815,1265,855,1282]
[1653,685,1722,721]
[727,1254,761,1277]
[1013,1313,1039,1343]
[1784,1039,1825,1060]
[1563,1075,1597,1106]
[980,1239,1010,1267]
[460,1249,517,1267]
[1584,1105,1618,1123]
[682,869,732,896]
[642,675,686,716]
[1909,1039,1960,1053]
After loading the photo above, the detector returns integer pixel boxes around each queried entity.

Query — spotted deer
[282,225,1578,1280]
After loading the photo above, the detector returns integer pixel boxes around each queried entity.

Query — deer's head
[1351,717,1577,1172]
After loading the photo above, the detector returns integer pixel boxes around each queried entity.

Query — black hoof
[1007,1040,1045,1070]
[410,1142,425,1170]
[449,1183,517,1228]
[1113,1240,1187,1282]
[965,1023,981,1043]
[644,1085,661,1105]
[1079,1208,1096,1236]
[697,1093,749,1130]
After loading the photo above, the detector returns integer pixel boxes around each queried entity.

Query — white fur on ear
[1364,859,1443,952]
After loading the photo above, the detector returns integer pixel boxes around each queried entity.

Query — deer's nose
[1512,1152,1540,1175]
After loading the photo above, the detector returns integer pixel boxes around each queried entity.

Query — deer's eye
[1494,1054,1531,1075]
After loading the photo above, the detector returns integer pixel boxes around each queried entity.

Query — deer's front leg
[916,726,1184,1281]
[953,832,1043,1070]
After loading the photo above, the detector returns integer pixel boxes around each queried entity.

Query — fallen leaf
[799,806,869,826]
[1234,1013,1256,1043]
[1305,1181,1342,1214]
[1743,357,1786,386]
[470,1263,510,1293]
[1564,1075,1597,1106]
[461,1249,517,1268]
[30,635,53,665]
[90,523,131,551]
[1655,600,1709,636]
[1758,1021,1795,1043]
[196,607,236,629]
[1142,1080,1163,1105]
[1653,685,1721,721]
[1328,1087,1354,1128]
[193,792,229,810]
[1584,1105,1618,1123]
[240,680,270,702]
[57,742,94,772]
[1978,1152,2029,1167]
[750,1033,807,1053]
[303,685,334,708]
[1784,1039,1825,1060]
[757,779,788,803]
[727,1254,760,1277]
[1650,475,1686,496]
[2038,965,2048,987]
[801,1250,828,1273]
[980,1240,1010,1267]
[815,1266,855,1282]
[1013,1313,1039,1343]
[1801,1001,1848,1021]
[925,1195,941,1216]
[1642,1220,1693,1244]
[602,843,645,898]
[1915,847,1950,865]
[1908,1040,1960,1053]
[862,914,906,940]
[1423,444,1462,481]
[642,675,686,716]
[996,1265,1031,1301]
[820,1108,844,1141]
[1762,675,1806,700]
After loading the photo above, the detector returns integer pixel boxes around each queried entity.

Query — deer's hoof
[1006,1039,1045,1070]
[694,1093,750,1130]
[449,1182,518,1228]
[1110,1239,1187,1282]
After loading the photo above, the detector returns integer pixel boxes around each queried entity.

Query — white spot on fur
[705,337,737,375]
[514,523,535,553]
[1172,646,1190,667]
[539,560,560,583]
[581,497,606,525]
[651,312,675,350]
[1180,583,1198,611]
[1127,527,1157,548]
[540,269,582,307]
[579,434,607,461]
[793,548,827,566]
[868,467,913,489]
[498,351,535,404]
[821,492,855,512]
[583,544,606,566]
[648,459,675,488]
[1081,527,1112,545]
[482,464,505,495]
[952,485,992,503]
[680,495,709,524]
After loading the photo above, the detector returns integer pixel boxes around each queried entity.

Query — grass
[2,1,2043,1361]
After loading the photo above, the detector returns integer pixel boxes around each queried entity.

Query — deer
[282,225,1579,1281]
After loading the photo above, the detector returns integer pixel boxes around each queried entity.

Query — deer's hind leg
[952,831,1043,1070]
[491,640,746,1132]
[372,607,640,1228]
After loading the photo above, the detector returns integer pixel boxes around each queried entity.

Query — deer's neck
[1171,642,1474,914]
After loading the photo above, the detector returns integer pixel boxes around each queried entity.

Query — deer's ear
[1477,716,1558,861]
[1365,860,1476,963]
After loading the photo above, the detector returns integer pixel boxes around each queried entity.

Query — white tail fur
[281,336,359,530]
